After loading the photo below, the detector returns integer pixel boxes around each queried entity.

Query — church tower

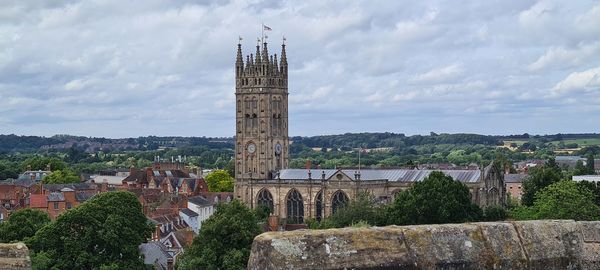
[234,40,289,183]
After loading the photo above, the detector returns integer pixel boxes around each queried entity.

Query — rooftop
[277,168,483,183]
[505,174,528,183]
[180,208,199,217]
[188,196,212,207]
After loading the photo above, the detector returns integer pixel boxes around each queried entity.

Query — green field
[503,138,600,148]
[549,138,600,147]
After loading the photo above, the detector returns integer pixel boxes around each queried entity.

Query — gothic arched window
[331,190,349,214]
[315,190,324,222]
[257,189,273,214]
[286,189,304,224]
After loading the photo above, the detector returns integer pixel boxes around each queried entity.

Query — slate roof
[11,178,37,188]
[188,196,212,207]
[199,192,233,204]
[75,192,95,202]
[18,171,51,181]
[139,242,172,270]
[505,174,528,183]
[180,208,199,217]
[277,168,483,183]
[43,183,96,192]
[47,192,65,202]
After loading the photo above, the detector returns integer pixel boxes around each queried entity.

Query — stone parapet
[248,220,600,269]
[0,243,31,270]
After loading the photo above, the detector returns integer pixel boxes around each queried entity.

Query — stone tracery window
[331,190,349,214]
[286,189,304,224]
[315,190,324,222]
[257,188,274,214]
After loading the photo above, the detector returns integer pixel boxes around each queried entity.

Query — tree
[521,165,562,206]
[0,159,20,180]
[586,155,596,175]
[20,157,67,172]
[0,209,50,243]
[574,160,588,176]
[225,158,235,177]
[254,204,272,221]
[533,180,600,220]
[386,171,483,225]
[42,169,80,184]
[483,205,508,221]
[28,191,153,269]
[205,169,234,192]
[577,180,600,205]
[177,200,261,270]
[316,191,386,228]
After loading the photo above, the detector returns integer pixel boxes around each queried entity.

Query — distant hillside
[0,134,234,153]
[1,133,599,154]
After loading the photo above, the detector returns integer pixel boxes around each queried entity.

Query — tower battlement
[236,42,288,90]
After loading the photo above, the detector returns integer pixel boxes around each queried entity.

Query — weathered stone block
[0,243,31,270]
[248,220,600,270]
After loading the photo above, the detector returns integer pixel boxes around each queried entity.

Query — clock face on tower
[274,143,282,155]
[247,143,256,154]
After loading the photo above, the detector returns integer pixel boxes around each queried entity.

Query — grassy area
[551,138,600,147]
[500,138,600,153]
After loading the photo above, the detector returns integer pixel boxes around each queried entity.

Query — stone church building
[233,41,505,224]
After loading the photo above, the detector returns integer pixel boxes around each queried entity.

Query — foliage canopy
[177,200,261,270]
[28,191,153,270]
[386,171,483,225]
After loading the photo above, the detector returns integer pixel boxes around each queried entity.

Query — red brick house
[123,167,206,196]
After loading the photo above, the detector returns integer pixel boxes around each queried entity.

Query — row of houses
[0,164,231,270]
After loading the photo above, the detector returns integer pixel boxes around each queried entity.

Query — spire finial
[255,40,261,64]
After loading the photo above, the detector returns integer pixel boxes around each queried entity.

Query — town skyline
[2,0,599,138]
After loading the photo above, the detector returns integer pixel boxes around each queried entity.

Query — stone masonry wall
[0,243,31,270]
[248,220,600,269]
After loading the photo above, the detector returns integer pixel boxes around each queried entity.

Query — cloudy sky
[1,0,599,138]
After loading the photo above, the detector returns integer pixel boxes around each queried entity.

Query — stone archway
[256,188,274,214]
[331,190,349,215]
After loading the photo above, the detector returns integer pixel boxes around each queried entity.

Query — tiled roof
[505,174,527,183]
[277,168,483,183]
[123,169,191,185]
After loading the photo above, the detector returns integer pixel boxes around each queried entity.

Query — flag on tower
[263,24,272,31]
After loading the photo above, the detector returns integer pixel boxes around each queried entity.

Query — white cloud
[410,64,463,84]
[528,42,600,71]
[551,67,600,95]
[1,0,599,137]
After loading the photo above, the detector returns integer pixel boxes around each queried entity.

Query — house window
[53,202,59,210]
[67,202,72,209]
